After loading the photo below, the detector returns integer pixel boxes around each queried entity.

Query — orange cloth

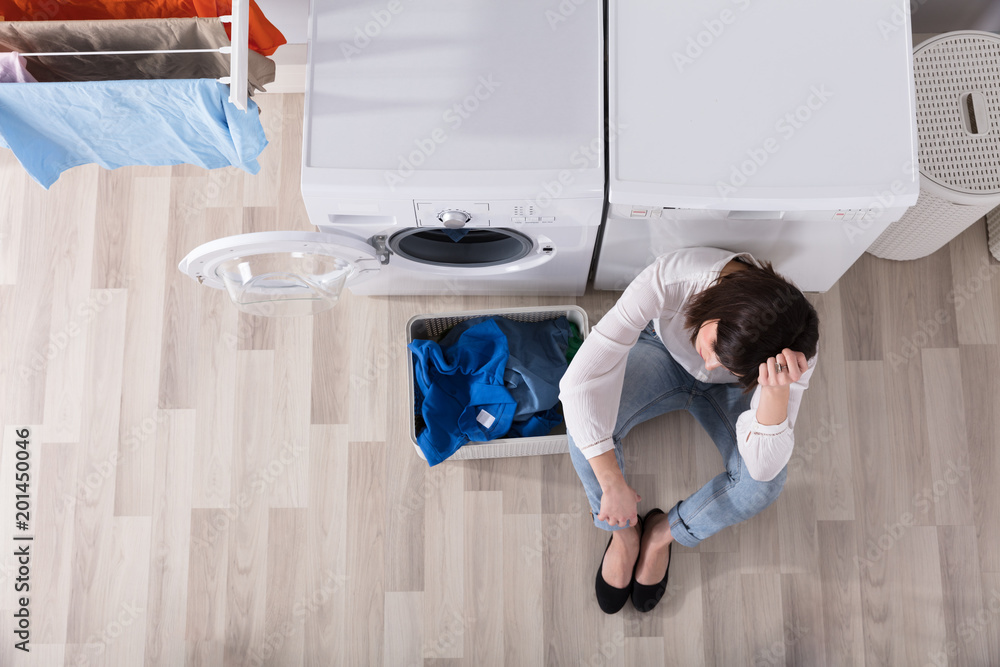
[0,0,286,56]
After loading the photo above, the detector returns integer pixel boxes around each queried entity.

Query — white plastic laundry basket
[869,31,1000,261]
[406,305,589,461]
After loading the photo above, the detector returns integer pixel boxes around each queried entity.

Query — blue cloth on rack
[0,79,268,188]
[409,319,517,466]
[439,316,572,420]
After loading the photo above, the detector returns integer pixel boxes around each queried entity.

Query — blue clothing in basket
[0,79,268,188]
[410,316,572,465]
[409,319,518,466]
[438,316,572,420]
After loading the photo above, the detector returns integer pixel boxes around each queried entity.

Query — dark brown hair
[683,258,820,394]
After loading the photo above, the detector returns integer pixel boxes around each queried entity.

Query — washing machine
[593,0,920,293]
[179,0,604,315]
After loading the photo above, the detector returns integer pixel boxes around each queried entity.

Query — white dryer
[594,0,920,293]
[180,0,604,315]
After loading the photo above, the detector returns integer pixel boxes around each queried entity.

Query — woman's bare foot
[636,511,672,585]
[602,524,640,588]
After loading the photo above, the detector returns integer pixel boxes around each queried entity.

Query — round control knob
[439,210,471,228]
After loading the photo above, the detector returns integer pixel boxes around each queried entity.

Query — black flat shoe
[595,516,641,615]
[632,508,671,613]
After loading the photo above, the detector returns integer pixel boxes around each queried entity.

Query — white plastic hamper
[406,305,589,461]
[869,31,1000,261]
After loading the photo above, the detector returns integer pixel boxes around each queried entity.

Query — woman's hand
[597,478,642,528]
[757,347,808,388]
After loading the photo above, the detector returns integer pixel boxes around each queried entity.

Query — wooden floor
[1,92,999,666]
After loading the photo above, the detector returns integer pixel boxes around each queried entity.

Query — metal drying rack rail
[16,0,251,111]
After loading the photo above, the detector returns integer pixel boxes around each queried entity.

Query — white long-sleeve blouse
[559,247,817,482]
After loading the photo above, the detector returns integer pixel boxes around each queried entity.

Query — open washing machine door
[178,231,386,317]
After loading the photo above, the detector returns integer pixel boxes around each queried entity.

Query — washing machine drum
[388,227,533,267]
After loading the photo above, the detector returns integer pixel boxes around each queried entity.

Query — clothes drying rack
[14,0,252,111]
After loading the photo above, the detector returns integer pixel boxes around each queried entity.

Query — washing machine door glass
[389,228,532,267]
[178,231,382,317]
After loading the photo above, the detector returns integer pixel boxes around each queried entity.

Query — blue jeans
[568,324,787,548]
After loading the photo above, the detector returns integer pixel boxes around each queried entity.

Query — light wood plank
[423,458,465,660]
[950,220,999,345]
[64,290,129,643]
[223,351,274,667]
[303,425,349,667]
[896,526,948,665]
[144,409,196,667]
[268,314,312,508]
[158,176,211,409]
[936,525,992,667]
[346,441,386,666]
[464,491,504,667]
[191,208,242,509]
[186,640,224,667]
[838,253,884,361]
[921,348,975,526]
[700,552,745,667]
[625,637,664,666]
[33,443,78,644]
[740,574,783,665]
[659,550,705,665]
[959,345,1000,573]
[817,521,865,666]
[347,293,390,442]
[261,508,307,666]
[185,510,230,643]
[384,296,428,593]
[791,286,855,521]
[781,573,828,667]
[384,592,423,667]
[38,167,98,443]
[0,153,26,285]
[115,176,170,515]
[502,514,544,667]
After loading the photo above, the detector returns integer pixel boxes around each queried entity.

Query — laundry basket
[868,31,1000,261]
[406,305,589,461]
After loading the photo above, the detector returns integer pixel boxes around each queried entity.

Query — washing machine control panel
[414,201,565,227]
[415,202,492,227]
